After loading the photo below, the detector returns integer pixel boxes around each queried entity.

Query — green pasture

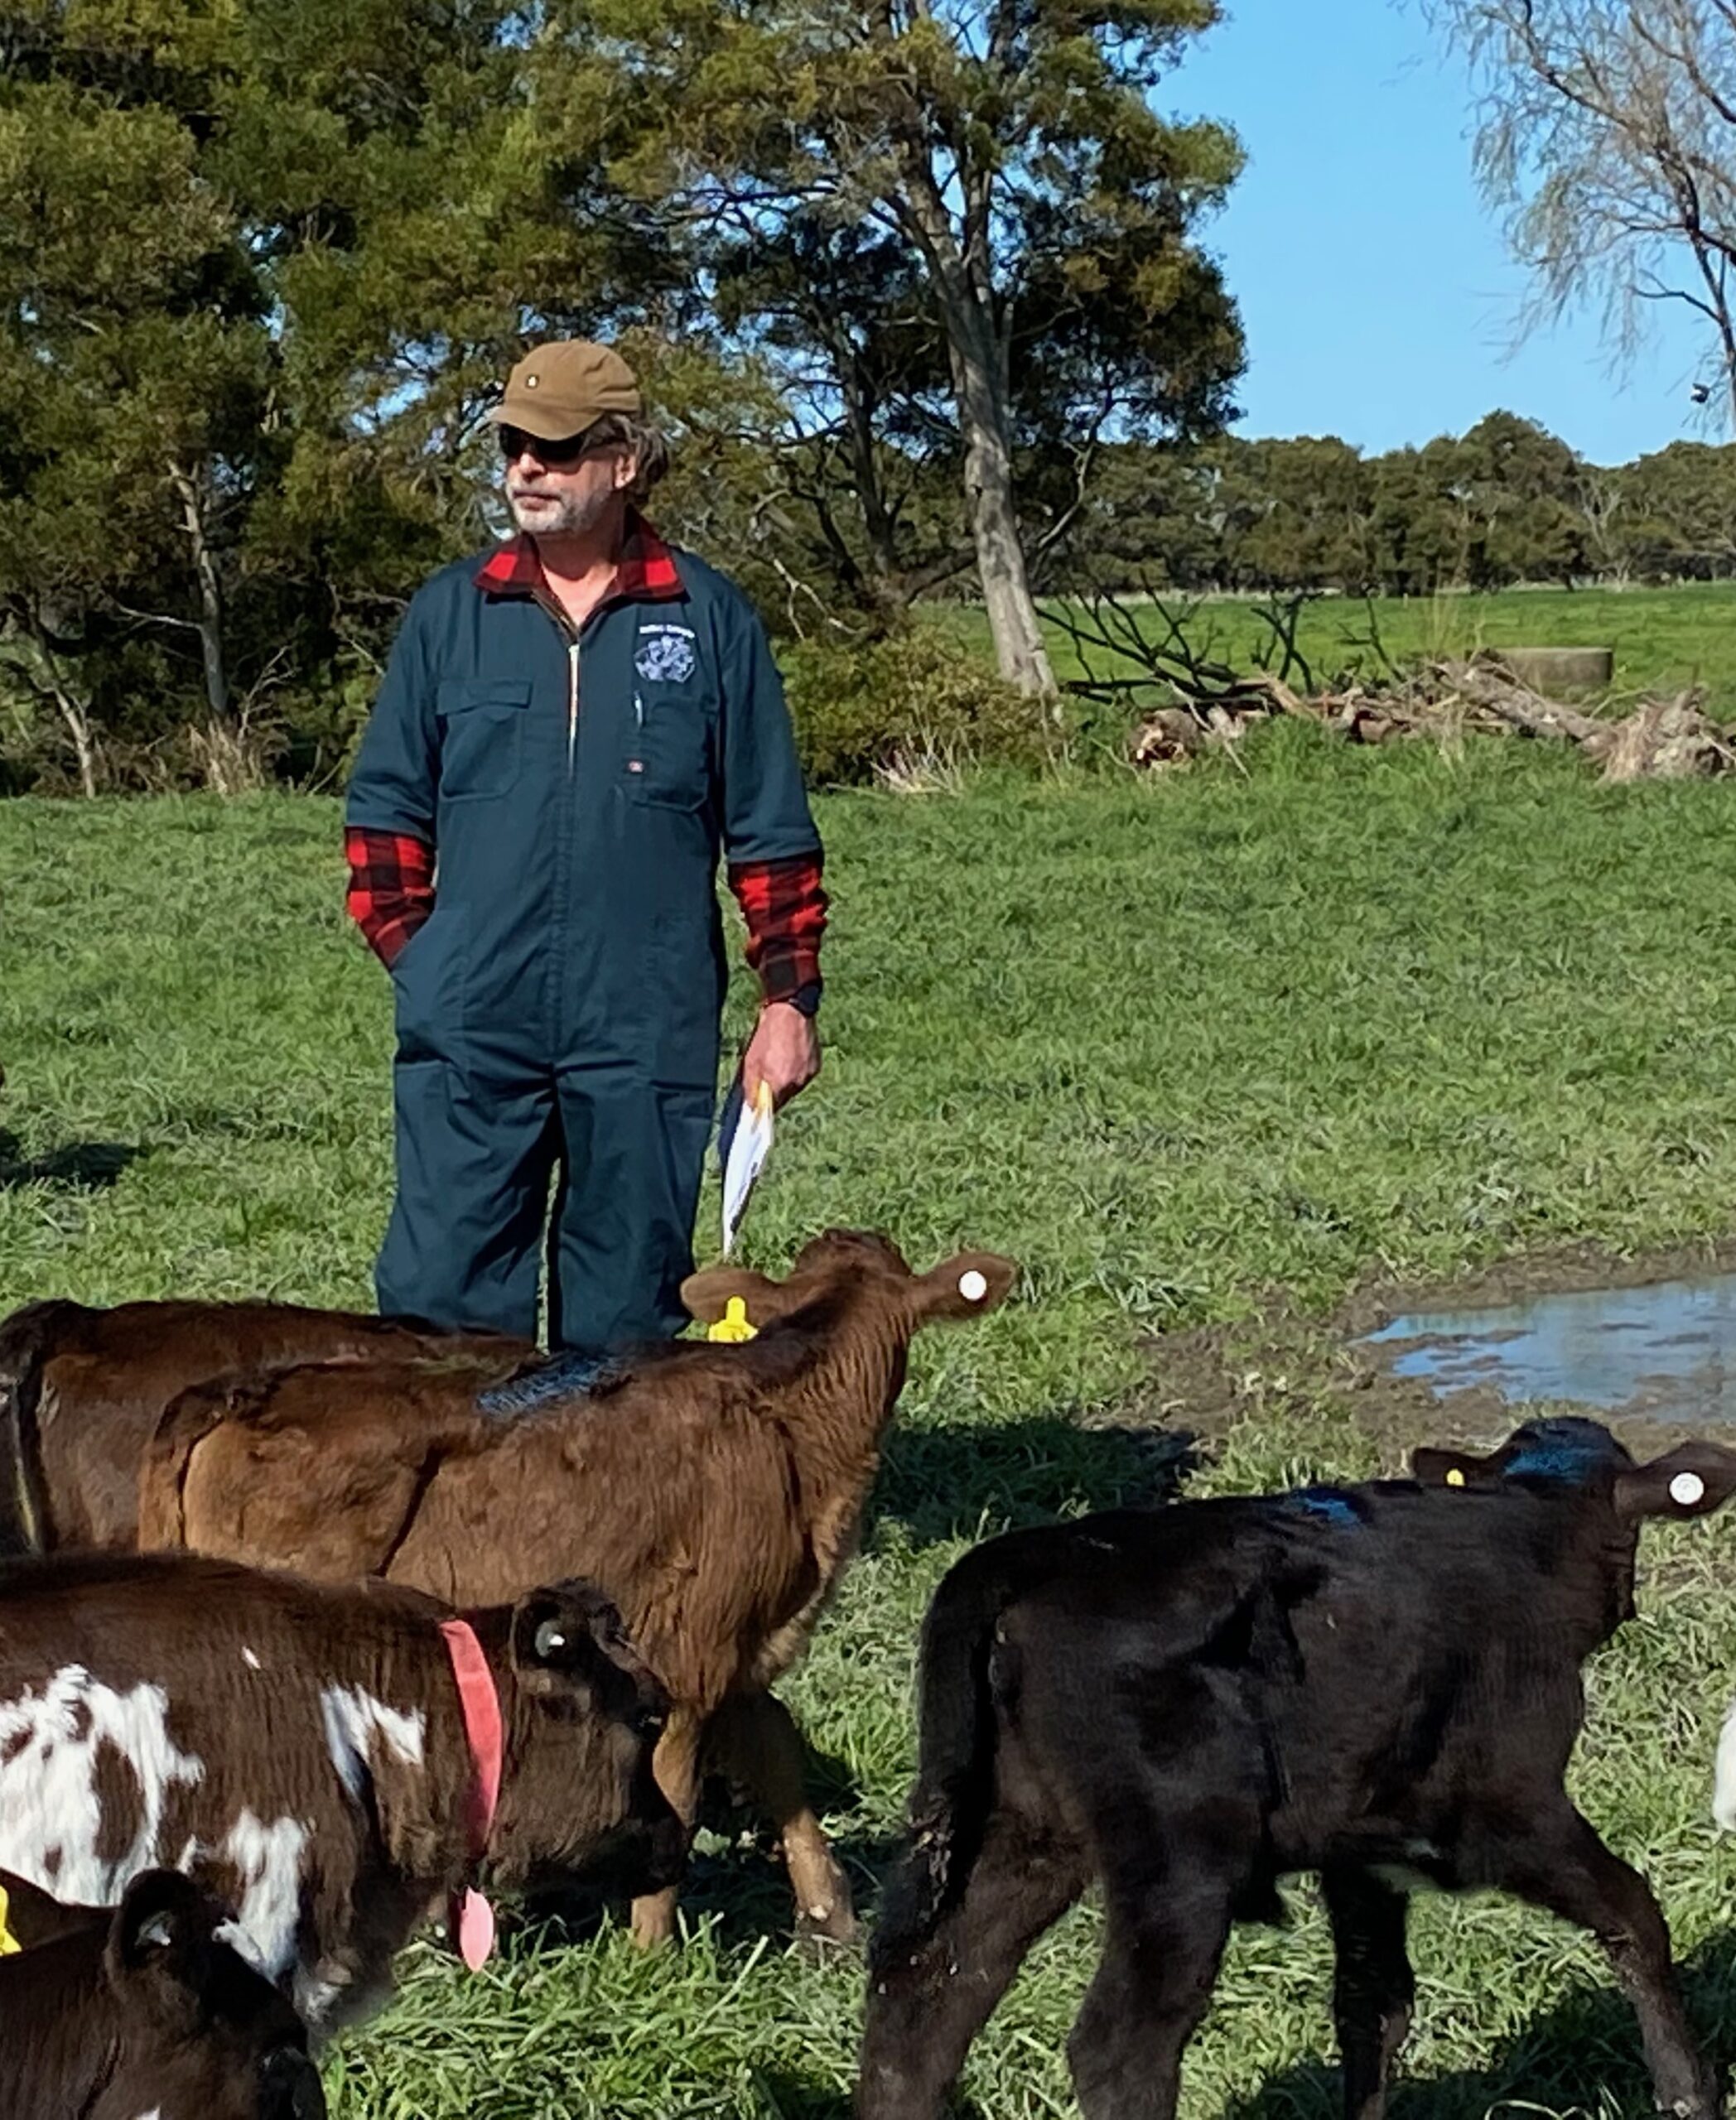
[952,581,1736,709]
[7,720,1736,2115]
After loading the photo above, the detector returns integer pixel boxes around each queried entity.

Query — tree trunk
[887,142,1058,696]
[946,312,1056,697]
[169,461,230,725]
[48,672,99,798]
[11,621,99,796]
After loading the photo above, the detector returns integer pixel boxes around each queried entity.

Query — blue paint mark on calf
[1283,1487,1364,1529]
[475,1352,626,1418]
[1502,1419,1624,1486]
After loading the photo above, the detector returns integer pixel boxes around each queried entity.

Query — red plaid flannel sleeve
[345,827,435,968]
[728,850,828,1007]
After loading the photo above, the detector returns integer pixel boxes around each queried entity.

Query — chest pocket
[436,679,530,801]
[626,685,711,812]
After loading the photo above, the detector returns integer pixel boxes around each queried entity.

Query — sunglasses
[497,424,596,467]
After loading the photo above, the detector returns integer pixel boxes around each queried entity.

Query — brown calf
[139,1229,1018,1945]
[0,1867,325,2118]
[0,1295,528,1554]
[0,1551,683,2028]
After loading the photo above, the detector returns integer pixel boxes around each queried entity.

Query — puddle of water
[1361,1273,1736,1424]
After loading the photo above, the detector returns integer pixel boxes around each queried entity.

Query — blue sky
[1172,0,1714,465]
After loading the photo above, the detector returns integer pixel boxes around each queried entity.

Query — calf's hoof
[629,1891,679,1950]
[794,1896,862,1954]
[1661,2087,1723,2120]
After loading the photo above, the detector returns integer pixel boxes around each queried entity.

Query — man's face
[500,425,635,538]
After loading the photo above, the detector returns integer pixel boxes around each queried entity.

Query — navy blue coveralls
[344,530,822,1350]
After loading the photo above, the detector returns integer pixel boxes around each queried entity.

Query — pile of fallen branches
[1126,660,1736,782]
[1044,589,1735,783]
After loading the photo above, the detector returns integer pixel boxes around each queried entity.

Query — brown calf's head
[682,1228,1018,1339]
[489,1579,686,1896]
[94,1869,323,2118]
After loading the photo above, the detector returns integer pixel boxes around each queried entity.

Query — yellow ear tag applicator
[707,1295,759,1344]
[0,1885,22,1955]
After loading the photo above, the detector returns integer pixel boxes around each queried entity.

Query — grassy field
[947,582,1736,714]
[7,724,1736,2116]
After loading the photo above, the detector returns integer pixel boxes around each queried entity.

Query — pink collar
[439,1617,504,1968]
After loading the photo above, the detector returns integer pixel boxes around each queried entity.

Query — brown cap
[484,340,643,441]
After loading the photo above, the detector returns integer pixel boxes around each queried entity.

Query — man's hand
[742,1001,821,1111]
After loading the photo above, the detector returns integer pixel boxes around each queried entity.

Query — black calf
[0,1868,324,2119]
[859,1418,1736,2120]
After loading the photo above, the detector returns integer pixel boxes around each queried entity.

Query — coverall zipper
[533,590,581,774]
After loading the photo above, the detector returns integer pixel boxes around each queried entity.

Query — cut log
[1127,660,1734,783]
[1487,647,1614,696]
[1437,661,1607,744]
[1598,691,1736,782]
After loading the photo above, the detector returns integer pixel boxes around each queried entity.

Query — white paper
[721,1082,774,1255]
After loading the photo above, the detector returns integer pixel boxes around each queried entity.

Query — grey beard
[506,485,614,538]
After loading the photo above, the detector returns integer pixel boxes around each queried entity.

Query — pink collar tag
[454,1885,496,1972]
[438,1617,505,1970]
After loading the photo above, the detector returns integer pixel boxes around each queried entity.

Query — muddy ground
[1110,1235,1736,1471]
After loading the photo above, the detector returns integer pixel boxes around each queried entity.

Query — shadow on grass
[742,2073,853,2120]
[509,1734,881,1956]
[1223,1929,1736,2120]
[0,1128,144,1190]
[740,1926,1736,2120]
[870,1409,1198,1548]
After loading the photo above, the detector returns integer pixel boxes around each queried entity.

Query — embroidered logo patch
[636,625,697,684]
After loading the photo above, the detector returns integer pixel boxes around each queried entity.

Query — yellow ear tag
[1445,1467,1466,1488]
[0,1886,22,1955]
[707,1296,758,1344]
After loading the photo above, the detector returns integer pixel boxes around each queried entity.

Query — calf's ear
[109,1868,209,1973]
[106,1870,219,2036]
[1615,1443,1736,1521]
[679,1266,779,1328]
[1411,1444,1505,1489]
[913,1252,1019,1323]
[509,1581,634,1703]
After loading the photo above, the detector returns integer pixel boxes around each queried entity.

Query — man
[344,340,826,1350]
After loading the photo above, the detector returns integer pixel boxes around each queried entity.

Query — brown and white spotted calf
[0,1553,684,2031]
[0,1867,325,2119]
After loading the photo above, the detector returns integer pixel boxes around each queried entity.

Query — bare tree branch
[1432,0,1736,426]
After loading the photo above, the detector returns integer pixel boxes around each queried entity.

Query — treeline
[1072,414,1736,599]
[0,0,1242,791]
[3,1,1732,794]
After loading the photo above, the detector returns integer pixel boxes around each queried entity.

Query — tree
[573,0,1244,694]
[1456,411,1585,584]
[708,214,974,625]
[1622,436,1736,573]
[1430,0,1736,428]
[0,0,683,788]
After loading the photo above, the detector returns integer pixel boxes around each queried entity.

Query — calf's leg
[1495,1807,1719,2120]
[630,1708,706,1949]
[709,1690,858,1944]
[1324,1867,1414,2120]
[856,1815,1085,2120]
[1066,1867,1237,2120]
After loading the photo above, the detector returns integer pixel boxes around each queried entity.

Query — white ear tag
[957,1270,988,1303]
[1671,1471,1706,1507]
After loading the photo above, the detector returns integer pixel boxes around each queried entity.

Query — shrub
[779,624,1052,786]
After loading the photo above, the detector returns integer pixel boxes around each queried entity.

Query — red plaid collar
[473,512,684,608]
